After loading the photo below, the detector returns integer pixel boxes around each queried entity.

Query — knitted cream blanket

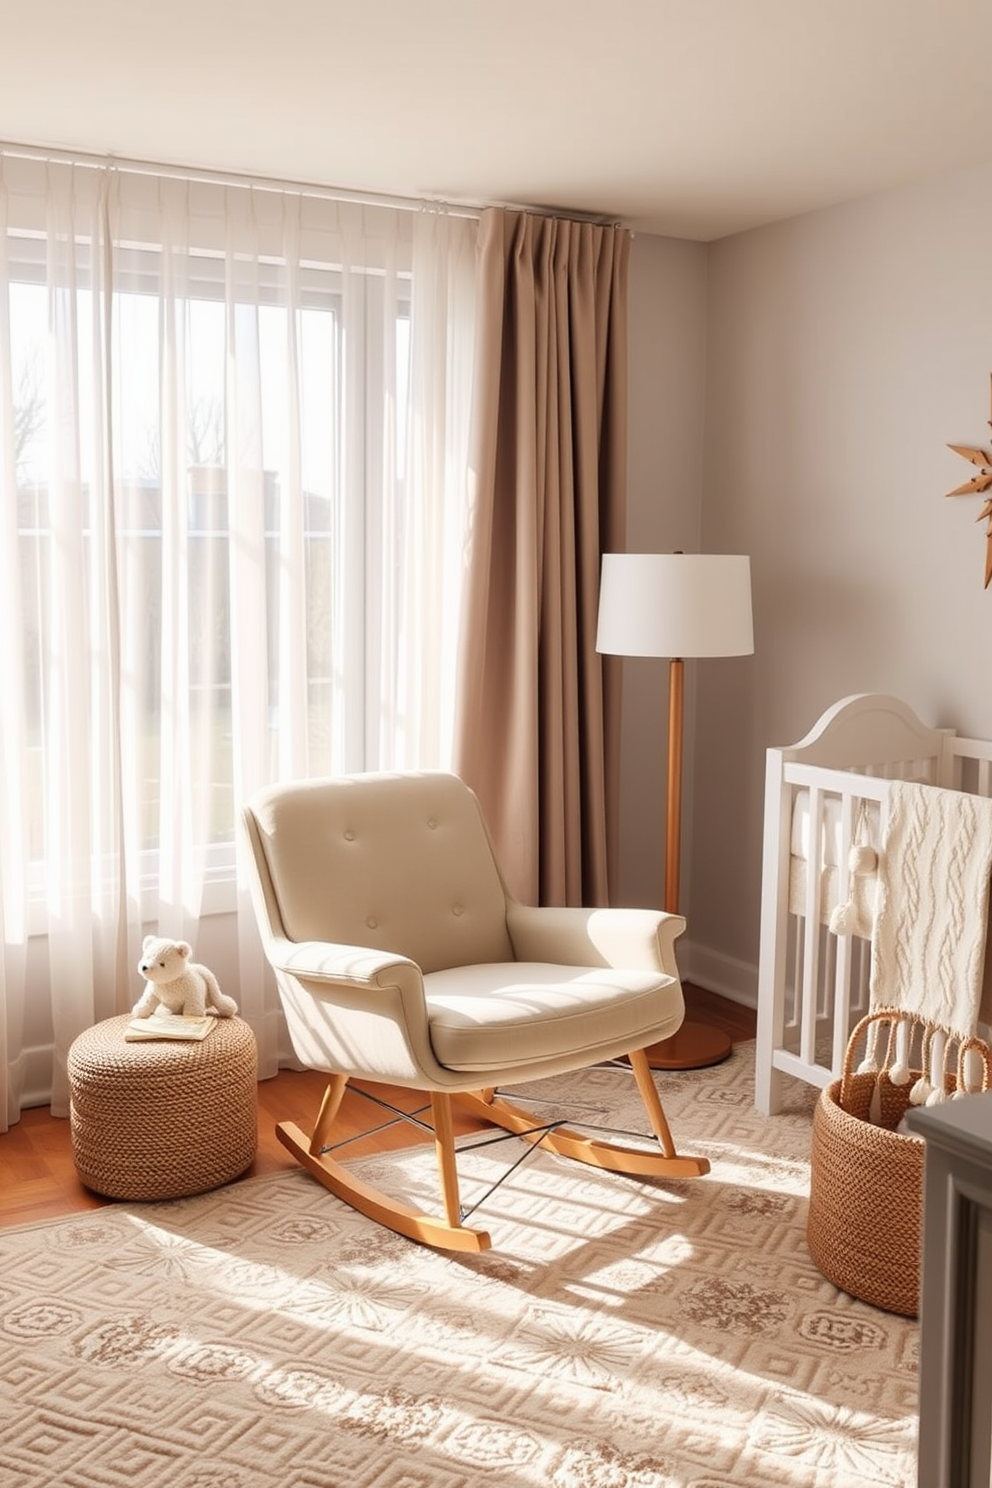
[869,780,992,1035]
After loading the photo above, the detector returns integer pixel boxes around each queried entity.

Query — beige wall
[625,160,992,1003]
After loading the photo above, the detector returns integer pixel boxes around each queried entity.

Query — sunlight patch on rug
[0,1044,918,1487]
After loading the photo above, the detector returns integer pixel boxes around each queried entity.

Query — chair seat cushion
[423,962,680,1072]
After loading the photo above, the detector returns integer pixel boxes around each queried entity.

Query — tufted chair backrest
[244,771,516,975]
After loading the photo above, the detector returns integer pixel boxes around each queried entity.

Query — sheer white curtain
[0,150,476,1127]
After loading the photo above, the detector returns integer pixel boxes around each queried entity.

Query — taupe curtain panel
[454,207,629,908]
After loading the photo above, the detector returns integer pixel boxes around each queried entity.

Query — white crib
[754,693,992,1115]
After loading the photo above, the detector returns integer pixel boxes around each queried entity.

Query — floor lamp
[596,552,754,1070]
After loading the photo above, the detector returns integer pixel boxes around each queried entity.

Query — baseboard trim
[20,1044,56,1113]
[679,939,757,1010]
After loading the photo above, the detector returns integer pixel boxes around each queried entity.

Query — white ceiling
[1,0,990,242]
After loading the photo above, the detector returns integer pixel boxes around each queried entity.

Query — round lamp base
[645,1020,733,1071]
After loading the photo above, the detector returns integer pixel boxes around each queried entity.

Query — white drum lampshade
[596,553,754,660]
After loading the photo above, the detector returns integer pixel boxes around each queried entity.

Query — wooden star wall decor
[947,374,992,587]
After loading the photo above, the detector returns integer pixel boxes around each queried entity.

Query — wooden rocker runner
[241,770,710,1253]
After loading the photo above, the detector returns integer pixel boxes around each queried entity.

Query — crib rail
[755,698,992,1116]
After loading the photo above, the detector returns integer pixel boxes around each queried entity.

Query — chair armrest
[267,937,420,989]
[263,937,444,1084]
[266,936,430,1028]
[505,904,686,977]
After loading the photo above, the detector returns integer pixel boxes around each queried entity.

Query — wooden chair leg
[276,1080,492,1254]
[430,1091,462,1229]
[308,1073,349,1156]
[628,1048,677,1157]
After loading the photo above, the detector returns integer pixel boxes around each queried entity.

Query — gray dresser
[907,1091,992,1487]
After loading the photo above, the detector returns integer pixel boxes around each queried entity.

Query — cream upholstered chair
[240,770,709,1251]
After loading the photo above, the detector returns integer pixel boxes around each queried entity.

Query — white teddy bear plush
[132,936,239,1019]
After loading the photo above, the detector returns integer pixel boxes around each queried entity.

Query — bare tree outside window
[138,395,226,481]
[12,348,44,479]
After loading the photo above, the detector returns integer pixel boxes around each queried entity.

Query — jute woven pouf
[68,1015,258,1201]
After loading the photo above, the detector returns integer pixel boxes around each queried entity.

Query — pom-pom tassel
[830,844,879,938]
[849,844,878,877]
[953,1042,987,1099]
[889,1019,911,1086]
[911,1024,934,1105]
[922,1028,949,1105]
[857,1020,880,1076]
[830,900,859,936]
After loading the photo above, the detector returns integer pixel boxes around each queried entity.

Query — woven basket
[69,1014,258,1201]
[807,1010,992,1317]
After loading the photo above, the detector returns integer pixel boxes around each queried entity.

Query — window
[0,155,476,913]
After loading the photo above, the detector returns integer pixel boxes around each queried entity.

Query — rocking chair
[240,770,709,1252]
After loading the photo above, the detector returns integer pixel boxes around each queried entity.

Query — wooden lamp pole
[664,656,684,917]
[647,654,733,1069]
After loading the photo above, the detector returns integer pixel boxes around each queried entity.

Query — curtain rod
[0,139,480,218]
[0,139,620,229]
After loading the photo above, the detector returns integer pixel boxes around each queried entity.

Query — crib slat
[788,919,801,1036]
[831,791,856,1077]
[799,786,824,1067]
[755,750,800,1115]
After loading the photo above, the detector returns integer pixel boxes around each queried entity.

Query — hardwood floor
[0,985,755,1230]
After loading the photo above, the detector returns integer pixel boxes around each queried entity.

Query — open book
[124,1013,219,1043]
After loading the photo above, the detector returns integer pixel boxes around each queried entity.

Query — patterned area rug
[0,1044,918,1487]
